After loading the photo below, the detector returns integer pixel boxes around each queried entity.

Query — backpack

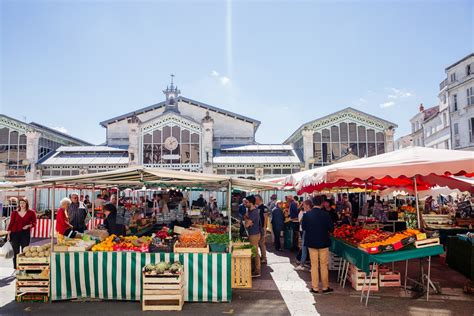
[116,207,131,226]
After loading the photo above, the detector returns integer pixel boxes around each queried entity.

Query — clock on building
[164,136,179,151]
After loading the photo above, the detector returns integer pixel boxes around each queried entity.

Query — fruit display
[203,224,227,234]
[176,230,206,248]
[92,235,151,252]
[20,244,51,258]
[143,261,183,275]
[359,229,421,249]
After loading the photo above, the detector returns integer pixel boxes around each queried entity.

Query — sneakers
[294,265,305,271]
[321,288,334,294]
[251,273,261,278]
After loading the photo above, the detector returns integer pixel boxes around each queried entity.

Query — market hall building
[1,79,397,183]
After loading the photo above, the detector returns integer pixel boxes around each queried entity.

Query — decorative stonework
[141,112,201,134]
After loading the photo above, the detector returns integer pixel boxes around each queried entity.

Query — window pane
[377,143,385,155]
[313,132,321,142]
[153,130,161,143]
[152,144,161,163]
[332,142,340,159]
[340,143,349,156]
[191,133,199,144]
[182,130,190,142]
[216,169,225,175]
[322,143,329,162]
[263,169,272,175]
[19,134,27,145]
[272,169,281,175]
[349,123,357,142]
[0,128,8,143]
[0,145,7,162]
[330,126,339,142]
[358,143,367,158]
[313,143,322,162]
[245,169,254,175]
[368,143,376,157]
[52,170,61,176]
[8,145,18,165]
[144,133,152,143]
[172,126,180,142]
[18,144,26,161]
[236,169,245,175]
[339,123,348,141]
[321,129,330,142]
[376,132,384,142]
[190,144,200,163]
[350,143,358,156]
[163,126,171,139]
[367,129,375,142]
[143,144,152,164]
[180,144,191,163]
[358,126,366,141]
[9,131,18,144]
[282,169,291,174]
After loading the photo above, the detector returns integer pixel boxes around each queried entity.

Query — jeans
[300,231,308,264]
[308,247,330,291]
[273,227,282,250]
[291,221,299,250]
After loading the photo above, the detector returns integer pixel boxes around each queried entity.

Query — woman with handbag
[7,198,36,268]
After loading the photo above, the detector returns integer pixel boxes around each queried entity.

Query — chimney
[419,103,424,112]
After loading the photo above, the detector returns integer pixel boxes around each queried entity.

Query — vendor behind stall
[56,198,80,238]
[103,203,126,236]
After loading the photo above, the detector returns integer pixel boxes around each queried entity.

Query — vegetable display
[20,244,51,258]
[233,244,257,258]
[206,233,230,245]
[143,261,183,275]
[177,230,206,248]
[204,224,227,234]
[92,235,151,252]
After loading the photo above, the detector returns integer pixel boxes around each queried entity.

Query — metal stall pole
[33,188,37,211]
[50,183,56,252]
[47,188,50,211]
[413,177,421,229]
[227,181,232,243]
[91,185,96,229]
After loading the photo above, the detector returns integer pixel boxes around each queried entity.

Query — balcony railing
[439,78,448,90]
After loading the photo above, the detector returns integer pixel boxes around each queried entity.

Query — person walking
[7,198,36,268]
[255,194,268,264]
[302,195,334,294]
[295,199,312,271]
[271,201,284,251]
[244,195,261,278]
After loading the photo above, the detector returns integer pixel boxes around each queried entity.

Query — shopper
[302,195,334,294]
[271,201,284,251]
[68,193,88,233]
[7,198,36,268]
[56,197,80,238]
[341,193,352,225]
[103,203,126,236]
[255,194,268,264]
[244,195,261,278]
[238,198,248,237]
[295,199,312,271]
[287,195,299,251]
[94,194,106,209]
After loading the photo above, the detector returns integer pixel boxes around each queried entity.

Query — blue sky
[1,0,473,145]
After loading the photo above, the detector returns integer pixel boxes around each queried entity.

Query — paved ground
[1,238,473,316]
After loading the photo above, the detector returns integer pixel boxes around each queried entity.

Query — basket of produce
[18,245,51,261]
[204,224,227,234]
[207,233,230,253]
[174,230,208,253]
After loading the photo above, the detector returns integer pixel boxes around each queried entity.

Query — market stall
[31,219,104,238]
[4,166,277,306]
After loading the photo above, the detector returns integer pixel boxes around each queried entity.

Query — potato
[31,252,38,257]
[23,246,30,252]
[37,251,44,257]
[25,252,32,257]
[30,247,38,252]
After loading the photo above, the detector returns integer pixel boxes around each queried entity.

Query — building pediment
[141,111,201,134]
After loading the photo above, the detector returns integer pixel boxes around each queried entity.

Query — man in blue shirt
[288,195,300,251]
[238,198,248,237]
[302,195,334,294]
[244,195,261,277]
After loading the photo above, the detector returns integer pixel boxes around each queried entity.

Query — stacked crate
[142,270,185,311]
[231,248,252,289]
[348,264,379,292]
[329,253,342,271]
[16,256,50,302]
[378,265,401,287]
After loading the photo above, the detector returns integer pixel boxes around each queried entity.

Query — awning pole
[50,183,56,252]
[414,176,421,229]
[91,185,96,229]
[227,181,232,242]
[47,187,50,210]
[33,188,37,211]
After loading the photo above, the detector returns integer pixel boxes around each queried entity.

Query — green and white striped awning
[51,252,231,302]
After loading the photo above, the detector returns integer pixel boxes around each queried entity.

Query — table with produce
[46,224,233,302]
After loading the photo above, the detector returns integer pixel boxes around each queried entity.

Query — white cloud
[210,70,231,86]
[359,98,367,103]
[380,101,395,108]
[52,126,68,134]
[387,87,412,99]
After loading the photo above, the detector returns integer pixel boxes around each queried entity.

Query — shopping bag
[0,241,14,259]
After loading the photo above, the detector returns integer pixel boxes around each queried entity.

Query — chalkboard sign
[456,201,472,218]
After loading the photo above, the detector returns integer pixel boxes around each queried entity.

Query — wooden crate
[17,256,50,264]
[415,237,440,248]
[174,242,209,254]
[16,293,49,303]
[349,264,378,292]
[142,271,184,311]
[379,271,401,287]
[231,249,252,289]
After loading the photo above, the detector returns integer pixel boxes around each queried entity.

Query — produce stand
[50,251,231,302]
[1,166,277,305]
[331,237,444,306]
